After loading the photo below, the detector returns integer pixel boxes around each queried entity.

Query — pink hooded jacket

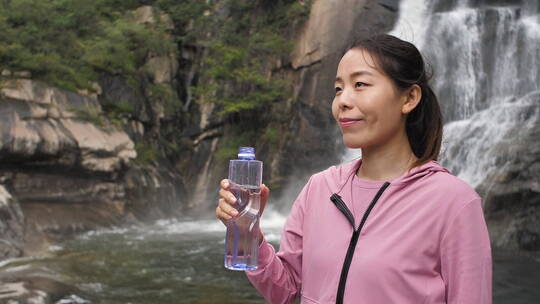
[246,160,492,304]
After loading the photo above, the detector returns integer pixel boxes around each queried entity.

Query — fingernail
[224,181,229,188]
[230,196,237,203]
[232,210,238,216]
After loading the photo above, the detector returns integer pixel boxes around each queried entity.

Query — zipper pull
[330,194,356,229]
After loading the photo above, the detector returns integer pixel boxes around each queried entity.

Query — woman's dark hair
[346,34,443,170]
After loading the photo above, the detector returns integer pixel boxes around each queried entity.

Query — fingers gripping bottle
[224,147,263,271]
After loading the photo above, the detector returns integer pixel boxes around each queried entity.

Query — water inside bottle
[224,183,261,271]
[229,184,261,213]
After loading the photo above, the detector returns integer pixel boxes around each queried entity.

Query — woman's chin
[342,137,365,149]
[343,142,363,149]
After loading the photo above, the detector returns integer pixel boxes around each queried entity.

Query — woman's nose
[337,89,354,110]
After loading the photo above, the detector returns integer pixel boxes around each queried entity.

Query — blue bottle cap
[238,147,255,160]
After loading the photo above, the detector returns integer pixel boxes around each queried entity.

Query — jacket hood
[323,159,450,193]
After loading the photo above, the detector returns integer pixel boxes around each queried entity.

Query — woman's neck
[357,135,418,182]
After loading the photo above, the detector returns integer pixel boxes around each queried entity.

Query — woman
[216,34,492,304]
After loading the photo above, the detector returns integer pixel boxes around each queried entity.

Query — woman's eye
[335,87,342,93]
[355,82,367,88]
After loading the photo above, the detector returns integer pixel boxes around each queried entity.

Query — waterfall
[389,0,429,47]
[442,91,539,187]
[386,0,540,186]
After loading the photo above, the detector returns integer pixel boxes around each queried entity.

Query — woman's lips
[339,119,363,127]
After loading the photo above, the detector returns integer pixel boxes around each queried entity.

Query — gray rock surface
[0,79,136,173]
[0,185,24,259]
[0,79,134,254]
[0,264,81,304]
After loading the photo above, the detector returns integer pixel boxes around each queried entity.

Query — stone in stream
[0,265,84,304]
[0,185,24,259]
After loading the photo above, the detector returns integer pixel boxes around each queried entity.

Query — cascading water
[390,0,540,186]
[437,3,540,188]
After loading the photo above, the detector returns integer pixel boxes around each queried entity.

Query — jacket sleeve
[245,177,312,304]
[440,197,492,304]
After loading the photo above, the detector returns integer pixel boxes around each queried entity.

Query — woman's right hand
[216,179,270,225]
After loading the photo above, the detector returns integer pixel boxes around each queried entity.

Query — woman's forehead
[336,48,382,78]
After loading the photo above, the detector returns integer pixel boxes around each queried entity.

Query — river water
[1,214,539,304]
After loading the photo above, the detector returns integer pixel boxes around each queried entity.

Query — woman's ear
[401,84,422,114]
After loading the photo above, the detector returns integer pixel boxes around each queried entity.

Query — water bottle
[224,147,263,271]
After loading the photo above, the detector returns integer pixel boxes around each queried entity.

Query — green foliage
[134,142,159,165]
[100,99,135,128]
[197,40,288,114]
[155,0,211,42]
[215,131,256,163]
[72,106,106,128]
[204,43,247,80]
[153,0,312,116]
[262,127,279,146]
[284,0,313,22]
[102,100,134,116]
[73,99,134,131]
[160,138,181,155]
[261,125,281,156]
[0,0,175,91]
[249,31,294,59]
[81,20,138,76]
[147,83,181,115]
[189,0,312,115]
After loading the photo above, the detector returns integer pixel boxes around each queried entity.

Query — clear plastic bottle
[224,147,263,271]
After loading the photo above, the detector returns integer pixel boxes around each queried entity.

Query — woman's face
[332,48,408,150]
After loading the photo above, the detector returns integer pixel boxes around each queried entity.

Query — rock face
[0,79,133,254]
[184,0,400,209]
[0,78,182,255]
[0,185,24,259]
[0,264,80,304]
[0,79,135,173]
[292,0,399,69]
